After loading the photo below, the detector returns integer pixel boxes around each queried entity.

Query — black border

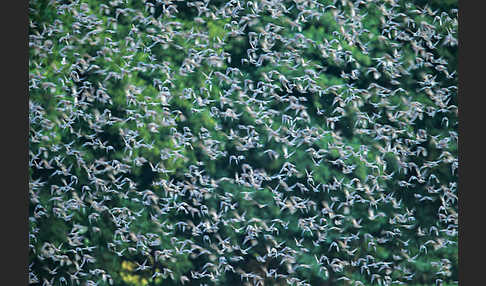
[4,0,29,285]
[458,0,476,285]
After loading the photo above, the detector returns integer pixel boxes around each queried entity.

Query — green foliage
[29,0,457,285]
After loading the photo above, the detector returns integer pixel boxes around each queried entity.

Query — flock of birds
[29,0,457,285]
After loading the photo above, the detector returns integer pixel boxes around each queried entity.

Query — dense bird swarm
[29,0,457,285]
